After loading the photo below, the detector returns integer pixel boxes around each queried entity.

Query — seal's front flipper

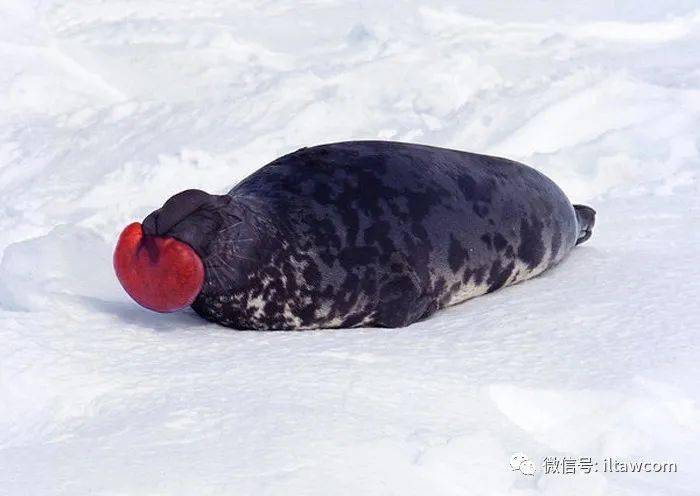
[375,274,422,328]
[374,255,432,328]
[574,204,596,245]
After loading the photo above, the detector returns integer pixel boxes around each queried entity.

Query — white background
[1,1,699,494]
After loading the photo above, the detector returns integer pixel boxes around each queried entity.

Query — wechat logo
[510,453,536,476]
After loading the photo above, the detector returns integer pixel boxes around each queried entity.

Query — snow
[1,1,699,494]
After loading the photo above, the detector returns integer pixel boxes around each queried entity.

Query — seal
[114,141,595,329]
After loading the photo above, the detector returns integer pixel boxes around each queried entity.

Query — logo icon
[510,453,536,476]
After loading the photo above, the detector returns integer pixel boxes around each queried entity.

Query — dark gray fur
[142,141,595,330]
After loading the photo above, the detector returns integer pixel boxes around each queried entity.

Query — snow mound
[0,225,122,311]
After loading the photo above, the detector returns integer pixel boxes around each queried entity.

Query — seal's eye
[113,222,204,313]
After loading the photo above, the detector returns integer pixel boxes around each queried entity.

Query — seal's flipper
[574,204,596,245]
[374,253,434,328]
[374,275,427,328]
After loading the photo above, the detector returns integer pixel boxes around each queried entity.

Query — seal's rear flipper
[574,204,596,245]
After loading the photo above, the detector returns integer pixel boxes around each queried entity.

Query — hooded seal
[114,141,595,329]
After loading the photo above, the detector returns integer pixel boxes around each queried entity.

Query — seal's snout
[113,222,205,313]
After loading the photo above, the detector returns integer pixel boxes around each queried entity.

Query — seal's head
[113,189,231,313]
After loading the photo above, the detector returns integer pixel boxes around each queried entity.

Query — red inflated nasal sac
[113,222,205,313]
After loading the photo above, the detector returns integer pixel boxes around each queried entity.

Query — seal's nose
[113,222,205,313]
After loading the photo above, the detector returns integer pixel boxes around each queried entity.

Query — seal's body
[115,141,595,329]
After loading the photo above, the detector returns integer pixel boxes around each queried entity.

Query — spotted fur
[154,141,591,330]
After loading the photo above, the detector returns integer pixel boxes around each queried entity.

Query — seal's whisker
[209,253,240,278]
[205,259,228,289]
[215,237,254,247]
[217,220,243,233]
[231,252,256,262]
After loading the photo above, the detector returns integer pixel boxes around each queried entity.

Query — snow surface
[1,1,699,494]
